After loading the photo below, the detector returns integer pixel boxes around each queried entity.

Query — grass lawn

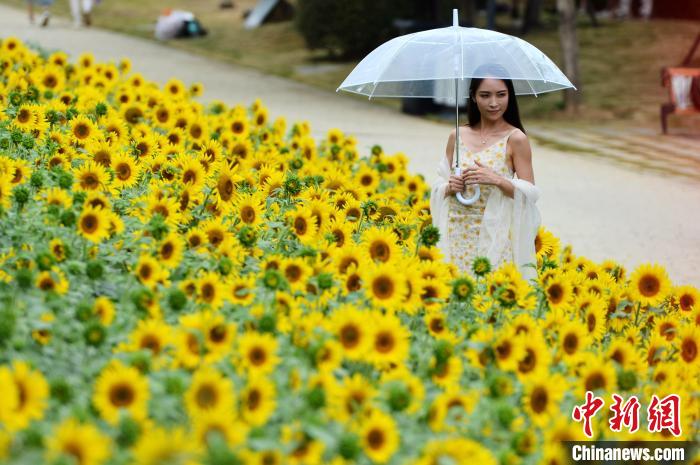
[4,0,699,126]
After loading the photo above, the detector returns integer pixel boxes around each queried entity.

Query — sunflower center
[18,109,31,123]
[360,175,373,186]
[247,388,261,410]
[534,235,542,253]
[340,325,360,348]
[74,123,90,139]
[639,274,661,297]
[585,372,605,391]
[679,294,694,312]
[659,322,675,341]
[196,384,218,408]
[496,341,512,360]
[375,331,395,353]
[367,429,385,450]
[64,441,85,465]
[372,276,394,300]
[250,347,267,366]
[208,230,224,246]
[109,383,135,407]
[518,349,536,374]
[161,242,174,260]
[39,277,56,291]
[547,284,563,304]
[116,163,131,181]
[81,214,98,234]
[140,334,162,354]
[429,318,444,333]
[201,283,215,301]
[124,107,143,124]
[530,386,548,414]
[563,333,579,354]
[209,325,227,343]
[294,217,307,235]
[681,338,698,363]
[370,241,390,262]
[232,122,244,133]
[587,313,596,332]
[218,178,234,201]
[81,173,99,189]
[285,265,301,282]
[139,264,152,280]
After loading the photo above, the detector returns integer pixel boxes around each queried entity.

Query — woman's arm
[444,130,465,198]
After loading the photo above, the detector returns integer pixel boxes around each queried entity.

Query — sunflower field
[0,36,699,465]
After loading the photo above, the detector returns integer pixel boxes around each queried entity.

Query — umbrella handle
[453,167,480,205]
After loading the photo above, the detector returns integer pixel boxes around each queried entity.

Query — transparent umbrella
[337,9,575,205]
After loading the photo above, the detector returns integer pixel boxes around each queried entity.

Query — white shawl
[430,156,541,282]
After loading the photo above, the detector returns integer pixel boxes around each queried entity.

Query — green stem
[633,301,641,327]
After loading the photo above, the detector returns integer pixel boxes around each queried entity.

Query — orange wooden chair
[660,32,700,134]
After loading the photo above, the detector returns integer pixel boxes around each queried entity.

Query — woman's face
[474,79,509,123]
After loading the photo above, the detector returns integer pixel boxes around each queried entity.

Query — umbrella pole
[454,78,459,169]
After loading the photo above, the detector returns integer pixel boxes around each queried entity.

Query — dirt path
[2,4,699,285]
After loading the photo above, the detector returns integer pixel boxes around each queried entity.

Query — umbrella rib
[495,40,539,96]
[368,36,415,100]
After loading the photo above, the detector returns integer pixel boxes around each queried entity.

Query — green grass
[5,0,699,125]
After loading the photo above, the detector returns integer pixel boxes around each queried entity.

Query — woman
[430,75,541,281]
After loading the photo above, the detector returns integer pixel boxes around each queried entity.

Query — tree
[521,0,543,34]
[557,0,581,114]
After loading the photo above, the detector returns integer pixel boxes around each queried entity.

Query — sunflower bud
[84,322,106,347]
[86,260,104,280]
[0,306,16,347]
[167,288,187,312]
[12,186,30,208]
[617,369,637,391]
[306,386,325,409]
[472,256,492,277]
[30,171,45,189]
[419,225,440,247]
[116,416,141,448]
[452,276,475,302]
[237,225,256,247]
[50,378,73,404]
[338,433,360,460]
[387,383,410,412]
[15,268,33,289]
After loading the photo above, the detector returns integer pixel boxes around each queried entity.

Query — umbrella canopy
[337,11,574,102]
[337,9,575,205]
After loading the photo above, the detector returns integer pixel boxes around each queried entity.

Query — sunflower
[628,263,672,307]
[430,354,463,388]
[44,187,73,209]
[0,367,18,430]
[355,410,399,464]
[366,311,410,368]
[45,418,111,465]
[48,238,68,262]
[12,104,37,132]
[328,304,371,360]
[543,273,574,311]
[515,331,551,382]
[229,274,256,305]
[134,133,159,158]
[70,114,98,144]
[86,139,115,167]
[236,331,280,375]
[428,388,477,432]
[354,164,380,193]
[523,374,567,427]
[278,257,311,293]
[185,367,236,419]
[164,78,186,99]
[109,152,140,190]
[361,227,400,264]
[122,320,170,363]
[203,314,236,362]
[131,426,197,465]
[144,193,182,227]
[240,375,277,427]
[176,156,207,191]
[674,285,699,313]
[0,176,11,210]
[287,208,319,245]
[677,324,700,367]
[93,296,115,326]
[577,356,617,396]
[419,277,451,310]
[135,254,165,289]
[74,160,109,192]
[362,262,407,311]
[195,271,226,309]
[4,361,49,431]
[155,232,184,269]
[557,320,591,363]
[328,373,376,421]
[492,327,526,372]
[606,337,639,370]
[192,409,249,448]
[201,217,229,249]
[577,294,607,342]
[654,315,679,341]
[93,360,149,425]
[232,191,266,227]
[35,268,69,294]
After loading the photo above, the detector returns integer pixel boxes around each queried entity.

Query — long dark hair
[466,77,526,133]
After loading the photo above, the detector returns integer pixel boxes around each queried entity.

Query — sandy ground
[2,4,699,285]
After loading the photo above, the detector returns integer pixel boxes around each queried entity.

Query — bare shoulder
[509,128,529,144]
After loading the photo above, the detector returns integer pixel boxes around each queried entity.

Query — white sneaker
[39,10,50,27]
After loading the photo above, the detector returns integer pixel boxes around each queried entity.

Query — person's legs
[69,0,82,26]
[27,0,35,23]
[640,0,653,19]
[80,0,93,26]
[616,0,631,17]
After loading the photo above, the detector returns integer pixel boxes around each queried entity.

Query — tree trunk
[557,0,581,114]
[521,0,543,34]
[459,0,477,26]
[486,0,497,29]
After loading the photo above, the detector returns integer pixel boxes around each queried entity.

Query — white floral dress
[446,129,518,274]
